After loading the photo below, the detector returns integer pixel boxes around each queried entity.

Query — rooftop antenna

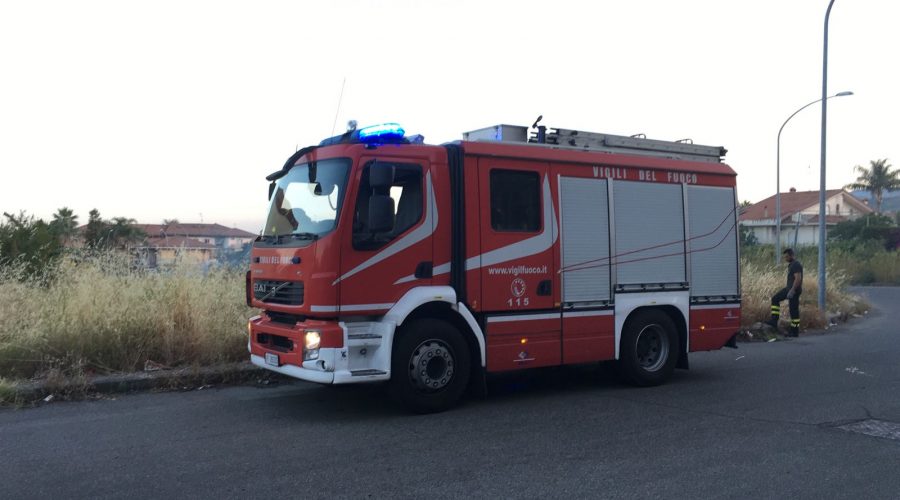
[531,115,546,144]
[330,77,347,137]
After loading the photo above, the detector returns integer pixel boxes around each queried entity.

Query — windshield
[262,158,351,240]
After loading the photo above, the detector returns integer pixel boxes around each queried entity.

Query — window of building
[836,203,841,215]
[352,162,423,250]
[490,169,541,232]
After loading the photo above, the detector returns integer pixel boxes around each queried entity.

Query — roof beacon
[358,123,405,143]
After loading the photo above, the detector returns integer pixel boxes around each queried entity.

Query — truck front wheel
[617,309,680,386]
[390,319,471,414]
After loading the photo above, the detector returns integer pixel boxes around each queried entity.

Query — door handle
[415,261,433,279]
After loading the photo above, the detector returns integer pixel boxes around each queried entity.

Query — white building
[740,188,873,246]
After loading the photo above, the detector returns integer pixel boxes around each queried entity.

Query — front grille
[266,311,305,325]
[256,333,294,352]
[253,280,304,305]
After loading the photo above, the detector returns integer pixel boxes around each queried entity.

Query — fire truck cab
[247,122,741,413]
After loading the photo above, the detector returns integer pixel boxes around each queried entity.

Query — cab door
[337,155,434,314]
[476,158,560,371]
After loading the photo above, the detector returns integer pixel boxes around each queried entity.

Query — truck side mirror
[268,182,276,200]
[369,163,395,190]
[368,195,394,233]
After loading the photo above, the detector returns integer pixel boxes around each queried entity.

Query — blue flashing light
[357,123,405,143]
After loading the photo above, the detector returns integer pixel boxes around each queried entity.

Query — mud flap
[724,333,739,349]
[676,349,690,370]
[469,365,488,398]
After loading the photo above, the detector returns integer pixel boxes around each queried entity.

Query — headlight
[304,331,321,351]
[303,330,321,361]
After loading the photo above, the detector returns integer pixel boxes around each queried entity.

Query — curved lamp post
[775,91,853,265]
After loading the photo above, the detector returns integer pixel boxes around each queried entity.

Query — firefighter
[768,248,803,337]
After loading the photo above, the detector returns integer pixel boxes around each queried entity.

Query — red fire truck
[247,121,741,413]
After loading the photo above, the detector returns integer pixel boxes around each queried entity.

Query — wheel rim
[635,324,669,372]
[408,339,455,392]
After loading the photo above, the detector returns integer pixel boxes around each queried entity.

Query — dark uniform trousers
[771,287,801,334]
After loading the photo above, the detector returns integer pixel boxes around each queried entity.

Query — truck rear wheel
[617,309,679,386]
[390,318,471,414]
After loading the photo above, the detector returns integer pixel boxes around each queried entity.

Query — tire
[390,318,471,414]
[617,309,680,387]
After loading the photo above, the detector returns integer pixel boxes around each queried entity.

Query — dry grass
[830,248,900,285]
[0,252,253,382]
[739,257,869,330]
[0,247,875,385]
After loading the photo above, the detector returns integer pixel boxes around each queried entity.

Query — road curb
[6,362,284,405]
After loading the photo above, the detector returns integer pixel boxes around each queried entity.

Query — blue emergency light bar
[357,123,405,143]
[317,122,410,147]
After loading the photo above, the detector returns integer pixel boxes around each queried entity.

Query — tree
[50,207,79,246]
[109,217,145,247]
[162,218,179,226]
[845,159,900,214]
[83,210,145,249]
[740,225,758,247]
[829,213,899,251]
[83,209,107,248]
[0,211,61,277]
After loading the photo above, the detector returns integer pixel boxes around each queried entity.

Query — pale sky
[1,0,897,233]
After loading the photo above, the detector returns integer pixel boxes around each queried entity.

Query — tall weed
[0,252,253,380]
[739,257,867,329]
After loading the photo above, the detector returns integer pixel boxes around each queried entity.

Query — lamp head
[835,91,853,97]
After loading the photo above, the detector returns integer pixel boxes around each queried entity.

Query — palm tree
[50,207,79,246]
[109,217,146,248]
[845,159,900,213]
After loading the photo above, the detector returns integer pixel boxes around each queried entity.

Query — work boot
[789,319,800,337]
[766,317,779,330]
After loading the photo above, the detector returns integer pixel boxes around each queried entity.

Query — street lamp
[818,0,836,315]
[775,91,853,265]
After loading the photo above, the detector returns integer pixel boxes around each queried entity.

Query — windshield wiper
[259,232,319,244]
[289,232,319,241]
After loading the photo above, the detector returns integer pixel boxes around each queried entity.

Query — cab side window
[353,163,423,250]
[490,169,541,232]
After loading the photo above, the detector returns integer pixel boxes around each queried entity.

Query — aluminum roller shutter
[560,177,610,303]
[613,181,686,285]
[687,185,738,297]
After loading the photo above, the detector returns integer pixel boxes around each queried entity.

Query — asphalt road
[2,288,899,499]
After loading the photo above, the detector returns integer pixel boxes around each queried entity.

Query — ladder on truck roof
[462,124,727,163]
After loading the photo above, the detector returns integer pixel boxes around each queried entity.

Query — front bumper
[250,353,336,383]
[248,315,393,384]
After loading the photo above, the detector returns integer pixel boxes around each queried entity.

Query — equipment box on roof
[463,124,528,143]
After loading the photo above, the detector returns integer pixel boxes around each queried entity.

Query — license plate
[265,352,280,367]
